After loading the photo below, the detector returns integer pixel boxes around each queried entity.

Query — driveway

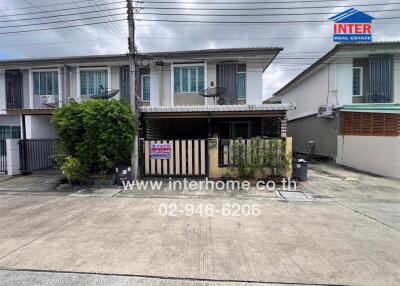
[0,163,399,286]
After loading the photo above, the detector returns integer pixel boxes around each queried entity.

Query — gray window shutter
[368,54,394,103]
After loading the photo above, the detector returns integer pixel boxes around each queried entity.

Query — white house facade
[274,42,400,179]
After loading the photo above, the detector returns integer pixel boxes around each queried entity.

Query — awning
[141,103,295,119]
[341,104,400,114]
[6,109,55,115]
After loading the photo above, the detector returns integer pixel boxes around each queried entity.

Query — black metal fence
[0,140,7,174]
[19,139,61,173]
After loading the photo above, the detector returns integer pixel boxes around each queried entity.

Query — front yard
[0,163,399,286]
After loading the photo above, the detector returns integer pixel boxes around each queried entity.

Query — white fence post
[6,139,20,176]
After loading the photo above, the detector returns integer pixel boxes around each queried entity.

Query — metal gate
[20,139,61,173]
[142,139,208,177]
[0,140,7,174]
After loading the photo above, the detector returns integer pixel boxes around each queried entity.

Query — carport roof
[141,103,295,119]
[141,103,295,113]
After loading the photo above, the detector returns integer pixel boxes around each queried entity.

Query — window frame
[237,71,246,100]
[0,125,21,140]
[32,69,59,97]
[141,74,150,102]
[79,68,108,97]
[352,67,363,97]
[173,63,206,94]
[231,121,251,139]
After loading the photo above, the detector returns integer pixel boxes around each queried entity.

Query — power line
[3,6,396,24]
[0,18,126,35]
[136,16,400,24]
[0,7,125,23]
[140,8,400,17]
[139,2,400,11]
[88,0,126,46]
[138,0,349,3]
[0,13,126,29]
[135,34,399,40]
[0,1,125,17]
[0,0,120,12]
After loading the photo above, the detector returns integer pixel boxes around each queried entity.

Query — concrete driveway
[0,163,399,286]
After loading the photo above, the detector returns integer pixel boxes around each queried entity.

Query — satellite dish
[90,85,119,100]
[199,81,226,104]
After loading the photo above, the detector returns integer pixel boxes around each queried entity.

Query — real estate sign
[329,8,375,43]
[151,143,172,160]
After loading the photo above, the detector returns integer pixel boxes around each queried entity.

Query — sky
[0,0,399,99]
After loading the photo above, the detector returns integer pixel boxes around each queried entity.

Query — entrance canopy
[140,104,296,140]
[140,103,295,119]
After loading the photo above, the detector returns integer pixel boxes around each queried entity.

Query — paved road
[0,163,399,286]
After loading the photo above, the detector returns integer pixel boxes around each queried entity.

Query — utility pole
[127,0,139,179]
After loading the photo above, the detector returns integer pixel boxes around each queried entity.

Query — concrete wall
[0,115,20,126]
[26,115,56,139]
[337,135,400,179]
[288,114,339,157]
[277,65,332,120]
[246,62,263,104]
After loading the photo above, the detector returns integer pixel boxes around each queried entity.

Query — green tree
[53,100,137,176]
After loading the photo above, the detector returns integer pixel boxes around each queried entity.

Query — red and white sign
[151,143,172,160]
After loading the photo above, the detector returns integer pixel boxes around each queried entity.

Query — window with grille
[80,70,108,96]
[33,71,58,96]
[141,75,150,102]
[0,126,21,139]
[174,66,205,93]
[352,67,363,96]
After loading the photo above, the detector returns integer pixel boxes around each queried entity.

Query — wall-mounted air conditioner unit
[317,104,335,118]
[40,95,56,105]
[67,97,77,104]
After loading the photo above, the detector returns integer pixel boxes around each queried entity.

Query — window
[232,122,250,139]
[0,126,21,139]
[352,67,363,96]
[80,70,108,96]
[237,72,246,100]
[174,66,204,93]
[141,75,150,102]
[33,71,58,96]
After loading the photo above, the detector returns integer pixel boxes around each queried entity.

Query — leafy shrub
[230,137,291,179]
[60,156,87,183]
[53,100,137,176]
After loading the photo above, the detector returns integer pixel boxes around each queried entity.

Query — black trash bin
[115,165,133,186]
[292,159,308,181]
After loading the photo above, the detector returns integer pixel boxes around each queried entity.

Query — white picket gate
[142,139,207,177]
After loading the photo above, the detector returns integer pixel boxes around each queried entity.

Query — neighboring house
[0,47,295,176]
[273,42,400,179]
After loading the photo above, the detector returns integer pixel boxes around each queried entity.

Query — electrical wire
[138,0,349,3]
[0,12,126,29]
[0,7,125,23]
[0,18,126,35]
[140,8,400,17]
[139,2,400,11]
[0,1,125,17]
[136,16,400,24]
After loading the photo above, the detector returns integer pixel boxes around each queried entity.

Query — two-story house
[0,47,295,176]
[274,42,400,179]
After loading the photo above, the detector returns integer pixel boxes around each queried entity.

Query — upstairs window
[80,70,108,96]
[0,126,21,140]
[141,74,150,102]
[174,66,204,93]
[33,71,58,96]
[237,72,246,100]
[352,67,363,96]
